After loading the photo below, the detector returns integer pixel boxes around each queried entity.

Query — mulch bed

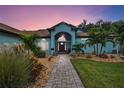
[70,54,123,63]
[29,56,59,88]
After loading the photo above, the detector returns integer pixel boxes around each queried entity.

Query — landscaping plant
[20,33,46,58]
[0,48,34,88]
[73,43,84,56]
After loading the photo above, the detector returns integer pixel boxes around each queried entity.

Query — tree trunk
[100,44,103,55]
[122,42,124,55]
[96,44,99,56]
[116,44,119,55]
[93,45,96,55]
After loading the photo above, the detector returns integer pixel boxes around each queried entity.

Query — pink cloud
[0,5,108,30]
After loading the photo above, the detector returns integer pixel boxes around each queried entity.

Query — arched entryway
[55,32,71,54]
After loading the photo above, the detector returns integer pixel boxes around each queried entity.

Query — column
[58,42,59,52]
[65,42,66,51]
[71,33,75,52]
[51,34,55,55]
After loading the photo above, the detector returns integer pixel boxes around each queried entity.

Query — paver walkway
[46,54,84,88]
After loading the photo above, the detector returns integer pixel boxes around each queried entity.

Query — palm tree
[96,19,103,26]
[99,21,116,54]
[85,38,96,54]
[87,27,101,55]
[78,19,87,32]
[113,20,124,55]
[86,20,114,56]
[19,33,39,56]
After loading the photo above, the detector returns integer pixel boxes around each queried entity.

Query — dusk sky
[0,5,124,30]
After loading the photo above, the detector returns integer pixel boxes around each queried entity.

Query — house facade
[0,22,118,55]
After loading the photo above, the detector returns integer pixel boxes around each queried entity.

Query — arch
[55,32,71,41]
[54,32,72,53]
[50,27,76,54]
[58,35,66,42]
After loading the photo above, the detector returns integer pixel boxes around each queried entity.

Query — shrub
[110,55,115,58]
[52,52,57,56]
[69,52,77,58]
[120,56,124,60]
[34,50,46,58]
[73,43,84,54]
[86,54,92,58]
[0,49,34,88]
[32,47,46,58]
[99,54,108,58]
[92,51,96,55]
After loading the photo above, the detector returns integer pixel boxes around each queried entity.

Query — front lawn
[71,59,124,88]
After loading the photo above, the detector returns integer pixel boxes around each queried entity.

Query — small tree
[73,43,84,55]
[112,20,124,55]
[86,20,114,56]
[19,33,39,56]
[78,19,87,32]
[85,37,96,55]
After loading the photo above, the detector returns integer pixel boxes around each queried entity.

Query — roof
[48,21,77,31]
[76,31,89,37]
[19,29,50,37]
[0,23,50,37]
[0,22,88,38]
[0,23,20,35]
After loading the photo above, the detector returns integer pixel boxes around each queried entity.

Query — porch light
[81,38,88,40]
[42,38,46,41]
[60,42,64,45]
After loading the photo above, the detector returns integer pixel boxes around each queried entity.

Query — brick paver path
[46,55,84,88]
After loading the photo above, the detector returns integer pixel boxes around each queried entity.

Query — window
[38,38,48,51]
[81,38,88,41]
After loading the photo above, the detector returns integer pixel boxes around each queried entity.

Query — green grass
[71,59,124,88]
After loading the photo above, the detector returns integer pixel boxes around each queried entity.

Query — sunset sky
[0,5,124,30]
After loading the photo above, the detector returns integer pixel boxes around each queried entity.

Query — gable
[55,23,72,31]
[48,22,77,32]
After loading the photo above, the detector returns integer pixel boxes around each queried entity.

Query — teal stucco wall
[0,31,21,45]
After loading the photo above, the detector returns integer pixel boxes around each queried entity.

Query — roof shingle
[0,22,88,38]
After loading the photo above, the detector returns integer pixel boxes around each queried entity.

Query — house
[0,22,117,54]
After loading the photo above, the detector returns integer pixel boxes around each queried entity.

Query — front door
[59,42,65,52]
